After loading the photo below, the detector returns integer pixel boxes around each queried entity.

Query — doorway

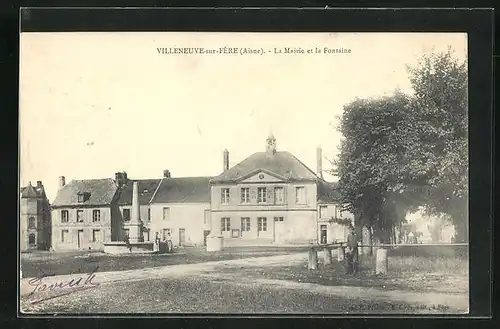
[273,217,285,244]
[179,228,186,246]
[203,230,210,246]
[77,230,84,249]
[320,225,328,244]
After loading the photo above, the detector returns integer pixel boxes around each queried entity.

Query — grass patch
[217,252,468,294]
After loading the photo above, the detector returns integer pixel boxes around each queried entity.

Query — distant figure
[166,232,173,252]
[124,235,132,252]
[153,232,160,252]
[408,231,415,244]
[345,224,359,275]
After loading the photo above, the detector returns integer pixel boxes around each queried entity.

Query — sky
[19,32,467,201]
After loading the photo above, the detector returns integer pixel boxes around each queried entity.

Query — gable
[239,170,285,183]
[211,151,319,184]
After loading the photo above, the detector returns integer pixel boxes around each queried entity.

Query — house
[149,171,212,247]
[51,176,119,250]
[208,133,352,247]
[317,180,353,244]
[20,181,52,251]
[113,172,162,242]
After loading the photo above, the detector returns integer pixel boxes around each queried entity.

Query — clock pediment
[238,170,285,183]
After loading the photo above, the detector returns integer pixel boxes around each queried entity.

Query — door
[273,217,285,244]
[203,230,210,246]
[320,225,328,244]
[77,230,84,249]
[179,228,186,246]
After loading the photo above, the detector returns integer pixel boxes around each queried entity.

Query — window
[240,188,250,203]
[76,210,84,222]
[241,217,251,231]
[274,187,285,204]
[274,216,284,222]
[221,188,230,204]
[144,229,150,242]
[28,217,36,229]
[204,210,210,225]
[221,217,231,232]
[320,206,328,218]
[257,187,267,203]
[61,229,69,242]
[92,229,101,242]
[162,228,171,240]
[335,205,343,218]
[123,208,131,221]
[147,208,151,221]
[28,233,36,245]
[61,210,69,223]
[257,217,267,231]
[162,207,170,220]
[92,210,101,222]
[295,187,305,204]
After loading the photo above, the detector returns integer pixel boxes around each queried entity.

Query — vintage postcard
[19,31,469,314]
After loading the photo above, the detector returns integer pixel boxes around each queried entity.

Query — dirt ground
[20,251,468,314]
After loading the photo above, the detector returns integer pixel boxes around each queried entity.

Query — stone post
[206,213,223,252]
[375,246,388,275]
[127,182,143,243]
[323,247,332,265]
[308,247,318,270]
[337,244,345,261]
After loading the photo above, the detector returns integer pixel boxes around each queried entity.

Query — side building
[20,181,52,251]
[150,172,212,247]
[51,176,119,250]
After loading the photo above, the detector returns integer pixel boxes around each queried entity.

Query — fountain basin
[103,241,154,254]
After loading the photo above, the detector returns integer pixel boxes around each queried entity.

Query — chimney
[163,169,171,178]
[114,172,128,187]
[316,146,323,179]
[223,149,229,172]
[59,176,66,188]
[37,181,42,188]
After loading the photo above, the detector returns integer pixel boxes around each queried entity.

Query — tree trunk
[453,214,468,243]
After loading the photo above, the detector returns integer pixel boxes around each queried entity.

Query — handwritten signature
[27,266,100,303]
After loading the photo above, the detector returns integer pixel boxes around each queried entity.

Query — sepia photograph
[19,31,469,314]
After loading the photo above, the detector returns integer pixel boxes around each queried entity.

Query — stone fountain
[103,181,154,254]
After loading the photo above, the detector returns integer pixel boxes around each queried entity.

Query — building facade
[209,134,352,246]
[20,181,52,251]
[46,135,350,250]
[150,174,212,247]
[51,176,119,250]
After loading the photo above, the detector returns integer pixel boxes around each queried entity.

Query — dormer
[77,191,91,203]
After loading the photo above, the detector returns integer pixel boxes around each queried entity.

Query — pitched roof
[151,177,212,204]
[210,151,319,183]
[20,184,39,198]
[115,179,162,205]
[317,180,341,203]
[52,178,118,207]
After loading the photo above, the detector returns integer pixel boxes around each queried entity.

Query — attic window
[143,189,149,193]
[77,192,90,203]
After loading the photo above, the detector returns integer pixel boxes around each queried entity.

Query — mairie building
[46,134,353,251]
